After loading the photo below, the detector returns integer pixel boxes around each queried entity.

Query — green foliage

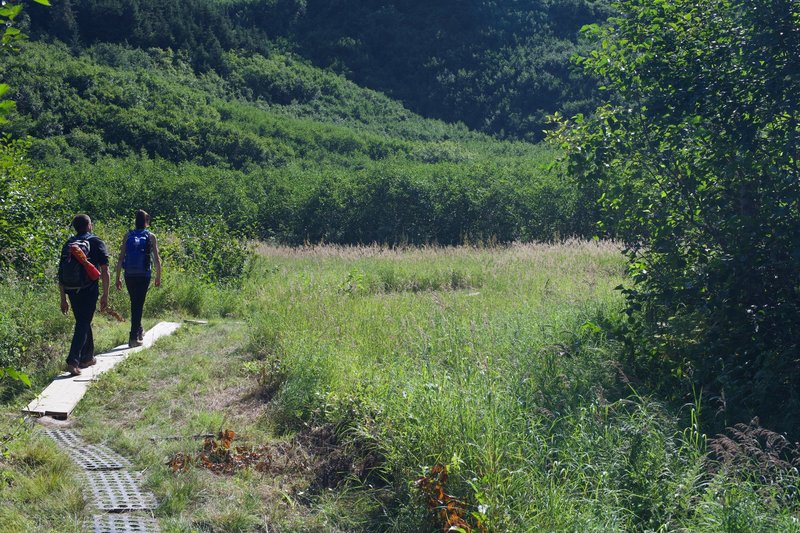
[3,41,588,245]
[25,0,612,139]
[0,278,74,400]
[234,244,800,530]
[166,217,250,285]
[552,0,800,433]
[27,0,249,71]
[229,0,614,139]
[0,137,65,282]
[0,0,60,389]
[0,367,29,387]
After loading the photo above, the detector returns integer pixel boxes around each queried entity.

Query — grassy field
[2,243,799,531]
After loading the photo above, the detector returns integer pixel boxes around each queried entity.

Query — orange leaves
[167,429,273,475]
[213,429,236,451]
[167,452,191,472]
[416,464,486,533]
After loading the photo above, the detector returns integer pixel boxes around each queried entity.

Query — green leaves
[0,4,23,20]
[0,366,30,386]
[555,0,800,432]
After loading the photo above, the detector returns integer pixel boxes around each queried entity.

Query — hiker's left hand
[100,295,108,312]
[61,299,69,315]
[154,276,161,288]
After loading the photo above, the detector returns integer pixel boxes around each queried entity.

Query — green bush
[553,0,800,434]
[0,137,65,282]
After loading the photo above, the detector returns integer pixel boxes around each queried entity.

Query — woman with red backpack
[114,210,162,347]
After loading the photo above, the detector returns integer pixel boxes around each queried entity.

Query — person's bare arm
[100,265,110,311]
[60,285,69,314]
[115,233,127,290]
[151,233,162,287]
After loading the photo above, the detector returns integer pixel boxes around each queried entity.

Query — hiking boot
[137,327,144,343]
[79,357,97,369]
[66,364,81,376]
[128,334,143,348]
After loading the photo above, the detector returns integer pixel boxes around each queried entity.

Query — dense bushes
[554,0,800,435]
[0,137,65,282]
[2,41,590,245]
[294,159,582,244]
[34,152,583,246]
[24,0,613,139]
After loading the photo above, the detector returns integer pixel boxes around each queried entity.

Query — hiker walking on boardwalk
[115,210,162,348]
[58,214,110,376]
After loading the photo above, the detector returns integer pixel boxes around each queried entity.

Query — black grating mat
[90,514,160,533]
[43,427,84,447]
[85,471,158,512]
[44,429,131,470]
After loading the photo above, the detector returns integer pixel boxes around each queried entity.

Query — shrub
[0,137,65,282]
[552,0,800,434]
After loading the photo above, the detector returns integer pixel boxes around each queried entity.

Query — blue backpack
[123,230,151,276]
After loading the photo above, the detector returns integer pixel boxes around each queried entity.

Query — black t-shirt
[82,233,110,270]
[61,233,109,287]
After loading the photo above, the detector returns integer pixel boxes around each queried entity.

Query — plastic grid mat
[85,471,158,511]
[90,514,160,533]
[43,428,84,447]
[43,429,131,470]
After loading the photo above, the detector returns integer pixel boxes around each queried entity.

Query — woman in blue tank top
[114,210,162,347]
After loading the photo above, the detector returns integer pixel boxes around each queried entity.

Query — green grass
[238,242,632,530]
[2,243,799,531]
[0,428,86,532]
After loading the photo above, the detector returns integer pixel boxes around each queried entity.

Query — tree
[0,0,51,388]
[552,0,800,432]
[48,0,79,45]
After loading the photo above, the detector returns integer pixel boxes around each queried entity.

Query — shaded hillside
[269,0,614,140]
[25,0,612,139]
[2,41,591,243]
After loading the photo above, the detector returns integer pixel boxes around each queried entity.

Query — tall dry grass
[237,242,800,530]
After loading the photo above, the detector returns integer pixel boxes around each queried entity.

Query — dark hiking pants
[125,275,150,337]
[66,283,98,366]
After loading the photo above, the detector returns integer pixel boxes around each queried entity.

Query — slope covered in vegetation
[25,0,613,140]
[2,40,586,245]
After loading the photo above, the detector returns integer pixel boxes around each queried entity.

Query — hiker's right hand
[60,299,69,315]
[115,279,122,290]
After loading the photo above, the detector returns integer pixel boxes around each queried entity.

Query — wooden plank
[23,321,181,418]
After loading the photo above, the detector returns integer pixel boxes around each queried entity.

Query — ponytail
[135,209,150,230]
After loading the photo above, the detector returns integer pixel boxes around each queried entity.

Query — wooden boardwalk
[23,322,181,419]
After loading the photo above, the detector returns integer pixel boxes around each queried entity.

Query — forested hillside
[5,0,613,250]
[25,0,612,139]
[1,41,586,246]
